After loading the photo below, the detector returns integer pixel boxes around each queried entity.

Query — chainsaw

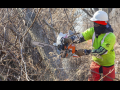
[53,30,79,58]
[31,30,79,58]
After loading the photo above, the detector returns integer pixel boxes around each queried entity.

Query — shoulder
[101,32,116,51]
[87,27,94,32]
[103,32,116,46]
[82,27,94,35]
[105,33,116,40]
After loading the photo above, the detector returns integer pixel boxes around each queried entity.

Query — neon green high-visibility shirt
[82,27,116,66]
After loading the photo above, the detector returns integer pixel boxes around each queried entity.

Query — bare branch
[43,19,59,33]
[81,8,93,17]
[90,8,94,14]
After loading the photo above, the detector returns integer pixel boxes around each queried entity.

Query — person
[62,10,116,81]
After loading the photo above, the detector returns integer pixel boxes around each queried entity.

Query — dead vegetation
[0,8,120,81]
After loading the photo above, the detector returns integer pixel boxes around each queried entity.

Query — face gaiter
[94,22,107,38]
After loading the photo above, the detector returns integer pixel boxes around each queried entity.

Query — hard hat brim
[90,18,98,21]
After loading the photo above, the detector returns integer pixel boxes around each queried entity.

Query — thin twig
[98,68,115,81]
[0,8,27,26]
[43,19,59,33]
[19,37,29,81]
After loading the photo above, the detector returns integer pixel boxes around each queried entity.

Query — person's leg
[88,61,101,81]
[102,65,115,81]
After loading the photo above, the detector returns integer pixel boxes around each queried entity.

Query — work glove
[63,36,80,45]
[63,38,72,45]
[75,49,91,56]
[75,49,85,56]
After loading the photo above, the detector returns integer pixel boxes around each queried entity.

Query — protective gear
[82,27,116,66]
[75,49,85,56]
[88,61,115,81]
[94,23,107,37]
[71,35,86,44]
[75,49,91,56]
[94,21,107,25]
[94,22,113,38]
[63,38,72,45]
[91,46,108,56]
[90,10,108,22]
[84,49,91,55]
[63,36,86,44]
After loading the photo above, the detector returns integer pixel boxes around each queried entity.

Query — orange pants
[88,61,115,81]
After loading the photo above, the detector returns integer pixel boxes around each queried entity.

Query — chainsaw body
[64,44,79,58]
[53,30,79,58]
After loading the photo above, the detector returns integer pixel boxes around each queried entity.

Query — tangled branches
[0,8,83,81]
[0,8,120,81]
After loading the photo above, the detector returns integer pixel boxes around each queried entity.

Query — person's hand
[75,49,85,56]
[75,49,91,56]
[63,38,72,45]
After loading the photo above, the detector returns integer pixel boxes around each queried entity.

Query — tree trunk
[16,8,69,80]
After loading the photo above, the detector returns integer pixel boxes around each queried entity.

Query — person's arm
[75,46,108,57]
[75,33,116,57]
[91,46,108,55]
[70,33,86,43]
[64,27,94,45]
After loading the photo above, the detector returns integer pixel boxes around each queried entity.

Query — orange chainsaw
[31,30,80,58]
[53,30,80,58]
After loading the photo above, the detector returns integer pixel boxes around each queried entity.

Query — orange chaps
[88,61,115,81]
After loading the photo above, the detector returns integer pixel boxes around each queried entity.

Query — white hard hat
[90,10,108,21]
